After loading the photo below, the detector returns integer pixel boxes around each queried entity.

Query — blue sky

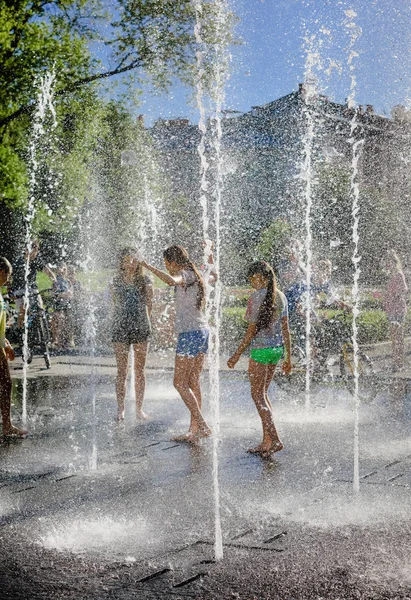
[96,0,411,125]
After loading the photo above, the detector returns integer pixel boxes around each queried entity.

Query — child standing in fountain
[0,258,28,438]
[142,245,212,443]
[111,248,153,421]
[227,261,291,457]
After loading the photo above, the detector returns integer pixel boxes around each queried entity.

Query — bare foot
[116,409,125,422]
[172,428,211,444]
[3,425,28,438]
[171,432,194,442]
[248,441,283,455]
[193,427,212,440]
[136,409,149,420]
[261,441,284,458]
[247,443,268,454]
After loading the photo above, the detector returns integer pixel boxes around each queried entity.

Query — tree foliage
[255,218,294,271]
[0,0,234,259]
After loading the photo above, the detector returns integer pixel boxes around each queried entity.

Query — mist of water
[80,206,99,470]
[120,149,160,418]
[345,9,363,493]
[300,36,320,409]
[192,0,231,562]
[22,72,56,426]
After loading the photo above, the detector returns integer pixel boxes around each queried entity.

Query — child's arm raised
[227,323,257,369]
[142,262,183,287]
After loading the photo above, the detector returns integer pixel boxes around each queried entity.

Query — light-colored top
[175,270,207,334]
[384,272,408,318]
[245,288,288,349]
[0,291,6,349]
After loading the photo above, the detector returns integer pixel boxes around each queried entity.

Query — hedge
[220,306,410,352]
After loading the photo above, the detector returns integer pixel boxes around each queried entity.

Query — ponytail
[247,261,278,331]
[163,245,205,310]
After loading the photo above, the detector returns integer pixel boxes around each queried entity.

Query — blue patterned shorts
[176,328,209,357]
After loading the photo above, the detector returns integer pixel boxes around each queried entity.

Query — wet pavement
[1,355,411,598]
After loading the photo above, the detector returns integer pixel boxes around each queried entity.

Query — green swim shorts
[250,346,284,365]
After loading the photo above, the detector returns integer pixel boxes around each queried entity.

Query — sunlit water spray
[120,149,160,419]
[192,0,230,562]
[345,9,363,493]
[22,72,56,426]
[80,207,99,470]
[300,35,320,409]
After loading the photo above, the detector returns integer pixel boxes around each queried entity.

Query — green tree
[255,218,294,271]
[0,0,233,258]
[313,163,398,284]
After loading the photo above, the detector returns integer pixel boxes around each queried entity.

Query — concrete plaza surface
[0,352,410,599]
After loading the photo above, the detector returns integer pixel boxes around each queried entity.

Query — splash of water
[80,206,99,470]
[22,72,56,426]
[192,0,210,237]
[345,9,363,493]
[300,36,320,409]
[120,149,160,416]
[192,0,231,562]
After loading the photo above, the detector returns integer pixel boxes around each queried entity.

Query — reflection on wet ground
[1,372,410,597]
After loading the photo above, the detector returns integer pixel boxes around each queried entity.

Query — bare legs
[172,353,211,443]
[390,322,404,370]
[133,343,148,419]
[0,352,27,437]
[248,359,282,455]
[113,342,148,421]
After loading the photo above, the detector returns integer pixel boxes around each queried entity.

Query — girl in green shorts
[227,261,291,457]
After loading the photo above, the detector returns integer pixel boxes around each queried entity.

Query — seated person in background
[10,240,55,329]
[50,263,72,349]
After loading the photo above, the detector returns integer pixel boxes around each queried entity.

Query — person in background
[200,239,218,283]
[311,259,350,374]
[142,245,212,443]
[111,248,153,421]
[227,261,291,457]
[313,259,350,310]
[10,240,55,329]
[0,257,28,438]
[50,263,72,349]
[378,250,408,372]
[66,264,83,348]
[282,265,308,349]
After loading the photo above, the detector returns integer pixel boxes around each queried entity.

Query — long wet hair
[114,247,147,294]
[247,261,278,331]
[163,245,205,310]
[0,257,12,275]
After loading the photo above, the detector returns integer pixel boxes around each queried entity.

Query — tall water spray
[301,36,320,409]
[120,149,160,419]
[192,0,230,561]
[80,198,100,470]
[345,9,363,493]
[22,73,56,426]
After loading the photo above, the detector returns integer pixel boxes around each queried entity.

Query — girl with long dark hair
[111,248,153,421]
[142,245,211,443]
[228,261,291,457]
